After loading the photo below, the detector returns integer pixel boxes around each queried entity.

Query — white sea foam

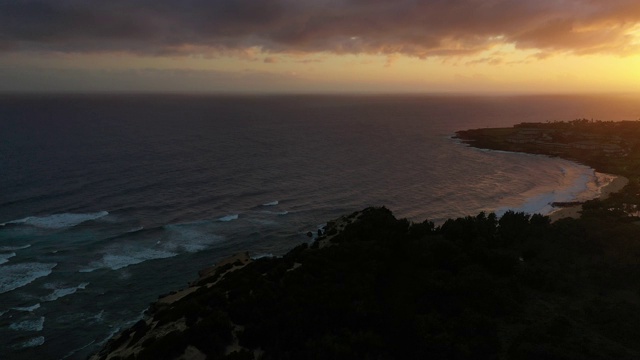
[495,167,613,217]
[0,244,31,251]
[496,192,557,217]
[252,253,275,260]
[12,303,41,312]
[262,201,279,206]
[42,282,89,302]
[127,226,144,233]
[0,252,16,265]
[80,221,226,272]
[81,249,178,272]
[1,211,109,229]
[164,222,226,252]
[10,316,45,332]
[259,209,289,216]
[0,262,57,294]
[217,214,239,222]
[18,336,45,349]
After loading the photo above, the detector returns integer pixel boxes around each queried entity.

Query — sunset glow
[2,0,640,93]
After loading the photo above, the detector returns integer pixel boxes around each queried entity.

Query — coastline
[548,174,629,222]
[88,119,640,359]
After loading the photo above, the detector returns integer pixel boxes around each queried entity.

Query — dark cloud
[1,0,639,57]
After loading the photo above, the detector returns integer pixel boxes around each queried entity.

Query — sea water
[0,94,638,359]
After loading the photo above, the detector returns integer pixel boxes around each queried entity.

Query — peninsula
[92,120,640,360]
[456,119,640,221]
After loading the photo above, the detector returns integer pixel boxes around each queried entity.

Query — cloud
[1,0,640,59]
[465,57,504,66]
[384,54,399,68]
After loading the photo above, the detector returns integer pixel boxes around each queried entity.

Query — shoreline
[547,173,629,222]
[458,137,630,222]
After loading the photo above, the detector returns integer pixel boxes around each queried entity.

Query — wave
[80,249,178,272]
[164,222,226,252]
[0,262,57,294]
[81,221,226,272]
[98,225,164,244]
[17,336,45,349]
[12,303,41,312]
[494,169,613,217]
[0,252,16,265]
[260,210,290,216]
[217,214,239,222]
[9,316,45,332]
[126,226,144,233]
[247,217,277,226]
[584,172,616,201]
[42,283,89,302]
[495,192,558,217]
[0,244,31,251]
[262,201,279,206]
[0,211,109,229]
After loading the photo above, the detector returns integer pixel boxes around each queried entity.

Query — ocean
[0,94,638,359]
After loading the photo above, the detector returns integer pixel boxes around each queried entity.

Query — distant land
[92,120,640,360]
[455,119,640,177]
[456,119,640,221]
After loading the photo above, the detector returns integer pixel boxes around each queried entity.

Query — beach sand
[548,174,629,222]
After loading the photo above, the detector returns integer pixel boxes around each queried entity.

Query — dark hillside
[92,206,640,360]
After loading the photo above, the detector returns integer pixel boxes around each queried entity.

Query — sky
[1,0,640,94]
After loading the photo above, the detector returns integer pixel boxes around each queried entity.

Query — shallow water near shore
[0,94,638,359]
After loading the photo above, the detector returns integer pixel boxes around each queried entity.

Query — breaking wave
[9,316,45,332]
[1,211,109,229]
[0,252,16,265]
[17,336,45,349]
[0,262,57,294]
[217,214,239,222]
[42,283,89,302]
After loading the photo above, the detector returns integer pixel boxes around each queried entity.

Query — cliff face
[92,205,640,360]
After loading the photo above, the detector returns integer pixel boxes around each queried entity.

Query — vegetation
[96,205,640,359]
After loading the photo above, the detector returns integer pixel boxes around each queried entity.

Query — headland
[92,120,640,360]
[456,119,640,221]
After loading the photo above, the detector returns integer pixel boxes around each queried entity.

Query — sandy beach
[548,174,629,222]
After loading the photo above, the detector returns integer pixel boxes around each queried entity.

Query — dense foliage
[100,205,640,360]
